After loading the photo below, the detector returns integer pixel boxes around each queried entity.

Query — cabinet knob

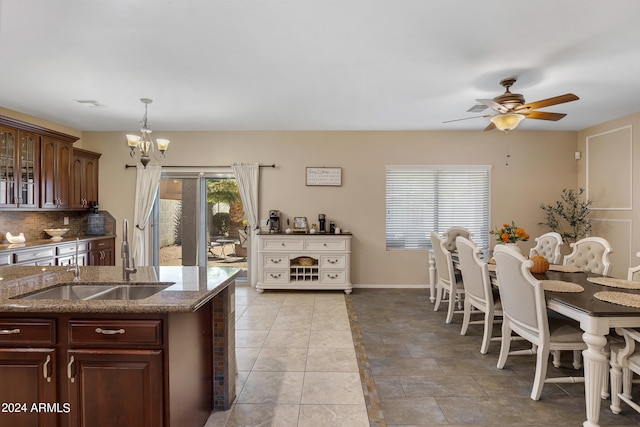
[269,273,282,279]
[0,328,20,335]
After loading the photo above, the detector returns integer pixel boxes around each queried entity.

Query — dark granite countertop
[0,265,241,313]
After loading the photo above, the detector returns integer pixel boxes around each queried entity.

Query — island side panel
[167,307,213,427]
[213,282,236,410]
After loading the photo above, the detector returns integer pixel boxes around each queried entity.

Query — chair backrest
[563,236,613,275]
[442,227,472,252]
[529,232,563,264]
[238,229,248,248]
[493,245,548,345]
[628,251,640,281]
[456,236,492,305]
[431,231,455,286]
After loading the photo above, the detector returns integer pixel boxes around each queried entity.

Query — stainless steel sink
[14,283,171,301]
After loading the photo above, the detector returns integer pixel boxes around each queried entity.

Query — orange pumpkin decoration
[529,250,550,274]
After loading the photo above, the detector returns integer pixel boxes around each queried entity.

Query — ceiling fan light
[491,113,525,131]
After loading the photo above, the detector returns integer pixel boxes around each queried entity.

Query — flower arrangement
[491,221,530,243]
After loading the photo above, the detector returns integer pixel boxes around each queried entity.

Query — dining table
[438,253,640,427]
[535,268,640,427]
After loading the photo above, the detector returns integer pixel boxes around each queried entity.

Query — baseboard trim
[352,284,429,289]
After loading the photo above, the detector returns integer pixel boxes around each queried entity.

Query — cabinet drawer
[89,239,114,251]
[320,255,345,268]
[262,239,304,251]
[320,271,346,284]
[306,239,346,251]
[263,255,289,267]
[69,320,162,347]
[57,241,89,255]
[262,270,289,284]
[14,247,55,263]
[0,253,11,266]
[0,319,55,346]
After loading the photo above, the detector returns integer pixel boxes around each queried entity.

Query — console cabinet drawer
[69,319,162,347]
[321,255,345,268]
[263,255,289,267]
[262,239,304,251]
[262,270,289,284]
[320,271,346,284]
[306,239,346,251]
[0,319,55,346]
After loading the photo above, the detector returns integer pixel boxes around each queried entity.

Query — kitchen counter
[0,265,241,313]
[0,265,241,425]
[0,234,116,253]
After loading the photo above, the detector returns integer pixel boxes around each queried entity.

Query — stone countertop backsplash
[0,265,241,313]
[0,210,116,243]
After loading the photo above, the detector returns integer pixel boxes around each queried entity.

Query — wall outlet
[63,217,69,225]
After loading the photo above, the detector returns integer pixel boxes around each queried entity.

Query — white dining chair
[563,236,613,276]
[610,327,640,415]
[493,244,586,401]
[442,226,472,253]
[628,252,640,281]
[456,236,501,354]
[431,231,464,324]
[529,232,563,264]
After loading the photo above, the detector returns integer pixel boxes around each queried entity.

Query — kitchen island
[0,265,240,427]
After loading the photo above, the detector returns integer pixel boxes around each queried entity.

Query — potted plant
[539,188,592,244]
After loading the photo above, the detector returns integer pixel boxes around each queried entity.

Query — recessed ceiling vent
[73,99,105,107]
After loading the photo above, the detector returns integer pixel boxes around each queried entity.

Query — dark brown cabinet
[0,306,220,427]
[66,349,163,427]
[0,319,58,426]
[71,149,100,209]
[88,238,115,266]
[41,137,73,210]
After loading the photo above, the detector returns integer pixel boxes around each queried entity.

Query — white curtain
[132,164,162,266]
[231,163,259,286]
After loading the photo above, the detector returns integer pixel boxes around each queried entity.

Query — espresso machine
[268,210,281,233]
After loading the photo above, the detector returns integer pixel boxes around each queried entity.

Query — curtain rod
[125,163,276,169]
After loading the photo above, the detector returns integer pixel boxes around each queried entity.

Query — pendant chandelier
[126,98,169,168]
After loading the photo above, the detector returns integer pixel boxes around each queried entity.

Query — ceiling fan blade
[484,122,496,131]
[476,99,508,113]
[523,111,567,121]
[442,115,491,124]
[516,93,579,111]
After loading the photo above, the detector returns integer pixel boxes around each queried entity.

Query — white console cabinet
[256,233,352,294]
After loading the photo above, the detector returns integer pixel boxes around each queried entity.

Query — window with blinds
[386,165,491,250]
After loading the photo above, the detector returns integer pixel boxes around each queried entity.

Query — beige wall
[0,106,582,285]
[578,112,640,278]
[80,129,578,285]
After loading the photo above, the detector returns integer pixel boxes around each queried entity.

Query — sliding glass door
[153,170,248,283]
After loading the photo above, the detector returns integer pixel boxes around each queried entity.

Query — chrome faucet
[122,219,137,281]
[67,237,81,281]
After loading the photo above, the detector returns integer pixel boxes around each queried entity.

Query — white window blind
[386,165,491,250]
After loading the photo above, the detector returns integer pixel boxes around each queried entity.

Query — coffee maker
[268,210,280,233]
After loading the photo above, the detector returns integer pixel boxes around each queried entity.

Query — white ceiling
[2,0,640,132]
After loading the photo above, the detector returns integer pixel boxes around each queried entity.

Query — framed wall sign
[306,167,342,186]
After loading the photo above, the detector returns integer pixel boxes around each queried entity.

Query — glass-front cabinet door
[18,131,39,208]
[0,127,39,208]
[0,127,17,207]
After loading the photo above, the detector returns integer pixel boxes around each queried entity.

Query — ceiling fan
[445,78,579,131]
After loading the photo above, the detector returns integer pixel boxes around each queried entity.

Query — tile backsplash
[0,211,115,243]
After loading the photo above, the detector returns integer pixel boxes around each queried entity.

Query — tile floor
[207,286,640,426]
[206,286,370,427]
